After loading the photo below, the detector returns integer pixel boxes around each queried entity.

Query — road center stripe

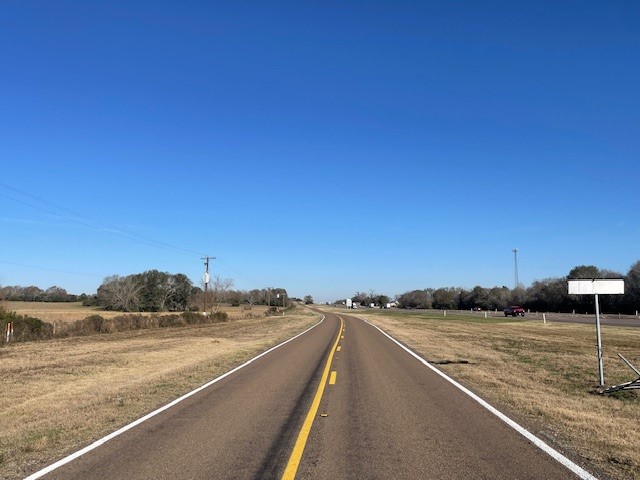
[281,316,343,479]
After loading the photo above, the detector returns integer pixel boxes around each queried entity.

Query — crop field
[339,307,640,480]
[0,306,319,480]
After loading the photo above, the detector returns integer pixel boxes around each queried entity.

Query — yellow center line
[329,371,337,385]
[281,316,344,480]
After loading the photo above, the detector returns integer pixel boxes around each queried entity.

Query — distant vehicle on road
[504,306,525,317]
[472,306,482,311]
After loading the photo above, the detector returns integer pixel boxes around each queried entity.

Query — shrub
[210,311,228,322]
[68,315,107,336]
[0,307,54,342]
[181,311,205,325]
[158,314,186,328]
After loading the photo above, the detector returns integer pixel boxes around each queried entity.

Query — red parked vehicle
[504,306,525,317]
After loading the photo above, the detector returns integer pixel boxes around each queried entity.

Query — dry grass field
[3,301,270,324]
[0,306,319,480]
[3,302,639,479]
[336,307,640,480]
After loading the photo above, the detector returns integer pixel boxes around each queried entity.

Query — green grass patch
[19,427,63,453]
[357,308,523,324]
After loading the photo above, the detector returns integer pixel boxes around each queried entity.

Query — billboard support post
[568,279,624,387]
[594,293,604,386]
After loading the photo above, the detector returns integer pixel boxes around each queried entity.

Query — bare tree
[97,275,141,312]
[368,289,377,306]
[211,275,234,312]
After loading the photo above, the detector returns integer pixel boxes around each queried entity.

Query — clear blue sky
[1,1,639,302]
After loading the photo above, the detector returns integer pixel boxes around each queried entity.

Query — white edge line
[360,318,598,480]
[24,315,326,480]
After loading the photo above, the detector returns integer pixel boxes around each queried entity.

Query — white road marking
[24,315,326,480]
[362,318,598,480]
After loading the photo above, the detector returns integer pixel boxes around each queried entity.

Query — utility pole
[201,256,215,314]
[512,248,519,289]
[276,291,286,311]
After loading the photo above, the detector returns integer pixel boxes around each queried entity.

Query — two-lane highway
[295,312,590,479]
[30,311,595,479]
[32,314,342,480]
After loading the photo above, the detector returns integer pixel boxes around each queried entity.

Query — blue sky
[1,1,639,302]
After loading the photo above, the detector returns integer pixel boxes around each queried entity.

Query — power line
[215,257,264,288]
[0,182,204,257]
[0,182,266,290]
[0,260,103,278]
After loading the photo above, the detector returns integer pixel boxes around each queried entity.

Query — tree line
[350,261,640,314]
[1,270,296,313]
[87,270,291,312]
[0,285,81,303]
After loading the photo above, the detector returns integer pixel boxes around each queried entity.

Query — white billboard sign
[568,279,624,295]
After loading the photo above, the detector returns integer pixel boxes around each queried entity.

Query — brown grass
[337,307,640,480]
[0,307,319,480]
[2,301,270,324]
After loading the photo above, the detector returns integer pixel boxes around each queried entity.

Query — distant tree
[509,286,527,306]
[524,278,570,312]
[271,288,289,308]
[43,286,71,302]
[623,260,640,314]
[227,290,243,307]
[97,275,141,312]
[304,295,314,305]
[397,289,433,309]
[246,289,264,306]
[167,273,193,311]
[211,275,234,311]
[568,265,600,279]
[368,289,377,306]
[599,269,624,279]
[352,292,368,305]
[432,288,461,310]
[484,287,510,310]
[377,295,390,306]
[136,270,172,312]
[23,286,44,301]
[461,286,490,310]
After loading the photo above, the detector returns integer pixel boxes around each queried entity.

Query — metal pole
[512,248,519,289]
[594,293,605,386]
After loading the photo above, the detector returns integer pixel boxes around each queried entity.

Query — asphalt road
[32,311,592,479]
